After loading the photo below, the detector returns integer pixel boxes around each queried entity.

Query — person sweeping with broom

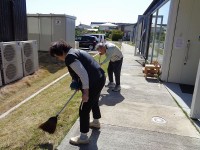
[49,40,106,145]
[96,42,123,92]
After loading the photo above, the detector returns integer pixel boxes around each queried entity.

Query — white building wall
[162,0,200,85]
[40,16,52,51]
[27,15,40,49]
[191,59,200,119]
[52,16,66,42]
[124,25,134,32]
[66,17,76,48]
[161,0,180,82]
[27,14,76,51]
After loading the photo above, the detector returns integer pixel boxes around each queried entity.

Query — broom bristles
[38,116,58,134]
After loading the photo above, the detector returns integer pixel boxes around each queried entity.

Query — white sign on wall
[174,37,184,49]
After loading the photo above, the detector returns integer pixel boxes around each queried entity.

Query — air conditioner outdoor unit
[0,41,23,84]
[20,40,39,76]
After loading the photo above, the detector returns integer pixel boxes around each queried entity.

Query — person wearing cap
[96,42,123,92]
[49,40,106,145]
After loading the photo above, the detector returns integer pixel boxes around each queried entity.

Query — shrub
[111,30,123,41]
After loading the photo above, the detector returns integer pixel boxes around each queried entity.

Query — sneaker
[112,85,121,92]
[90,121,101,129]
[105,82,115,88]
[69,135,89,145]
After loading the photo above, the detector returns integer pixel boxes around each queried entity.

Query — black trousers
[79,74,106,133]
[107,58,123,85]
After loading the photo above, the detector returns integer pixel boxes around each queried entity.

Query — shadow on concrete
[36,142,54,150]
[192,119,200,130]
[77,129,100,150]
[145,78,160,83]
[99,88,124,106]
[135,59,145,67]
[164,83,192,108]
[164,82,200,131]
[179,84,194,94]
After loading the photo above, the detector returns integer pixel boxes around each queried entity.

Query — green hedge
[111,30,123,41]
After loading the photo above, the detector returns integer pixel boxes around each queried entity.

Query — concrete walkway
[57,43,200,150]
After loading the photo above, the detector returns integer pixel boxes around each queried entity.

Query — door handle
[184,40,190,65]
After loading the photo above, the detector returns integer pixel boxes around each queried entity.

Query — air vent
[24,43,33,57]
[6,64,17,80]
[25,59,34,74]
[3,45,15,62]
[0,42,23,84]
[20,40,39,76]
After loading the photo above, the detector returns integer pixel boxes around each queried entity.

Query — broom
[39,90,77,134]
[99,53,101,64]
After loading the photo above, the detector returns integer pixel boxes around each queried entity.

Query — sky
[26,0,153,26]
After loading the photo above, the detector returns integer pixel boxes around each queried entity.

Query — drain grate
[152,116,166,124]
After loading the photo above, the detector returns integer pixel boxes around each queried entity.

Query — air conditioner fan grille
[4,45,15,62]
[25,59,33,73]
[24,43,33,57]
[6,64,17,80]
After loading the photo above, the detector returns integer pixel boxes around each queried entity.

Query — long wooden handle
[99,55,101,64]
[56,90,77,117]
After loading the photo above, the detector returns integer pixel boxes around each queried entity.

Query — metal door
[180,0,200,85]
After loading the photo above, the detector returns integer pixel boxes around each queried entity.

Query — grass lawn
[0,51,108,149]
[0,42,121,149]
[0,52,66,115]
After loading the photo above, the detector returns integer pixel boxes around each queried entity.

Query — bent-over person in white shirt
[96,42,123,92]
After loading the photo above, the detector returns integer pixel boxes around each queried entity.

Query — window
[147,0,171,65]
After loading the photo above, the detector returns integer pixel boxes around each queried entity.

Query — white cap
[95,42,106,50]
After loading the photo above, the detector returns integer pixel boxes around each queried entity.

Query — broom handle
[56,90,77,117]
[99,54,101,64]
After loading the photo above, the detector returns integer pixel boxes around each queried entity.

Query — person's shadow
[99,88,125,106]
[78,129,100,150]
[37,142,54,150]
